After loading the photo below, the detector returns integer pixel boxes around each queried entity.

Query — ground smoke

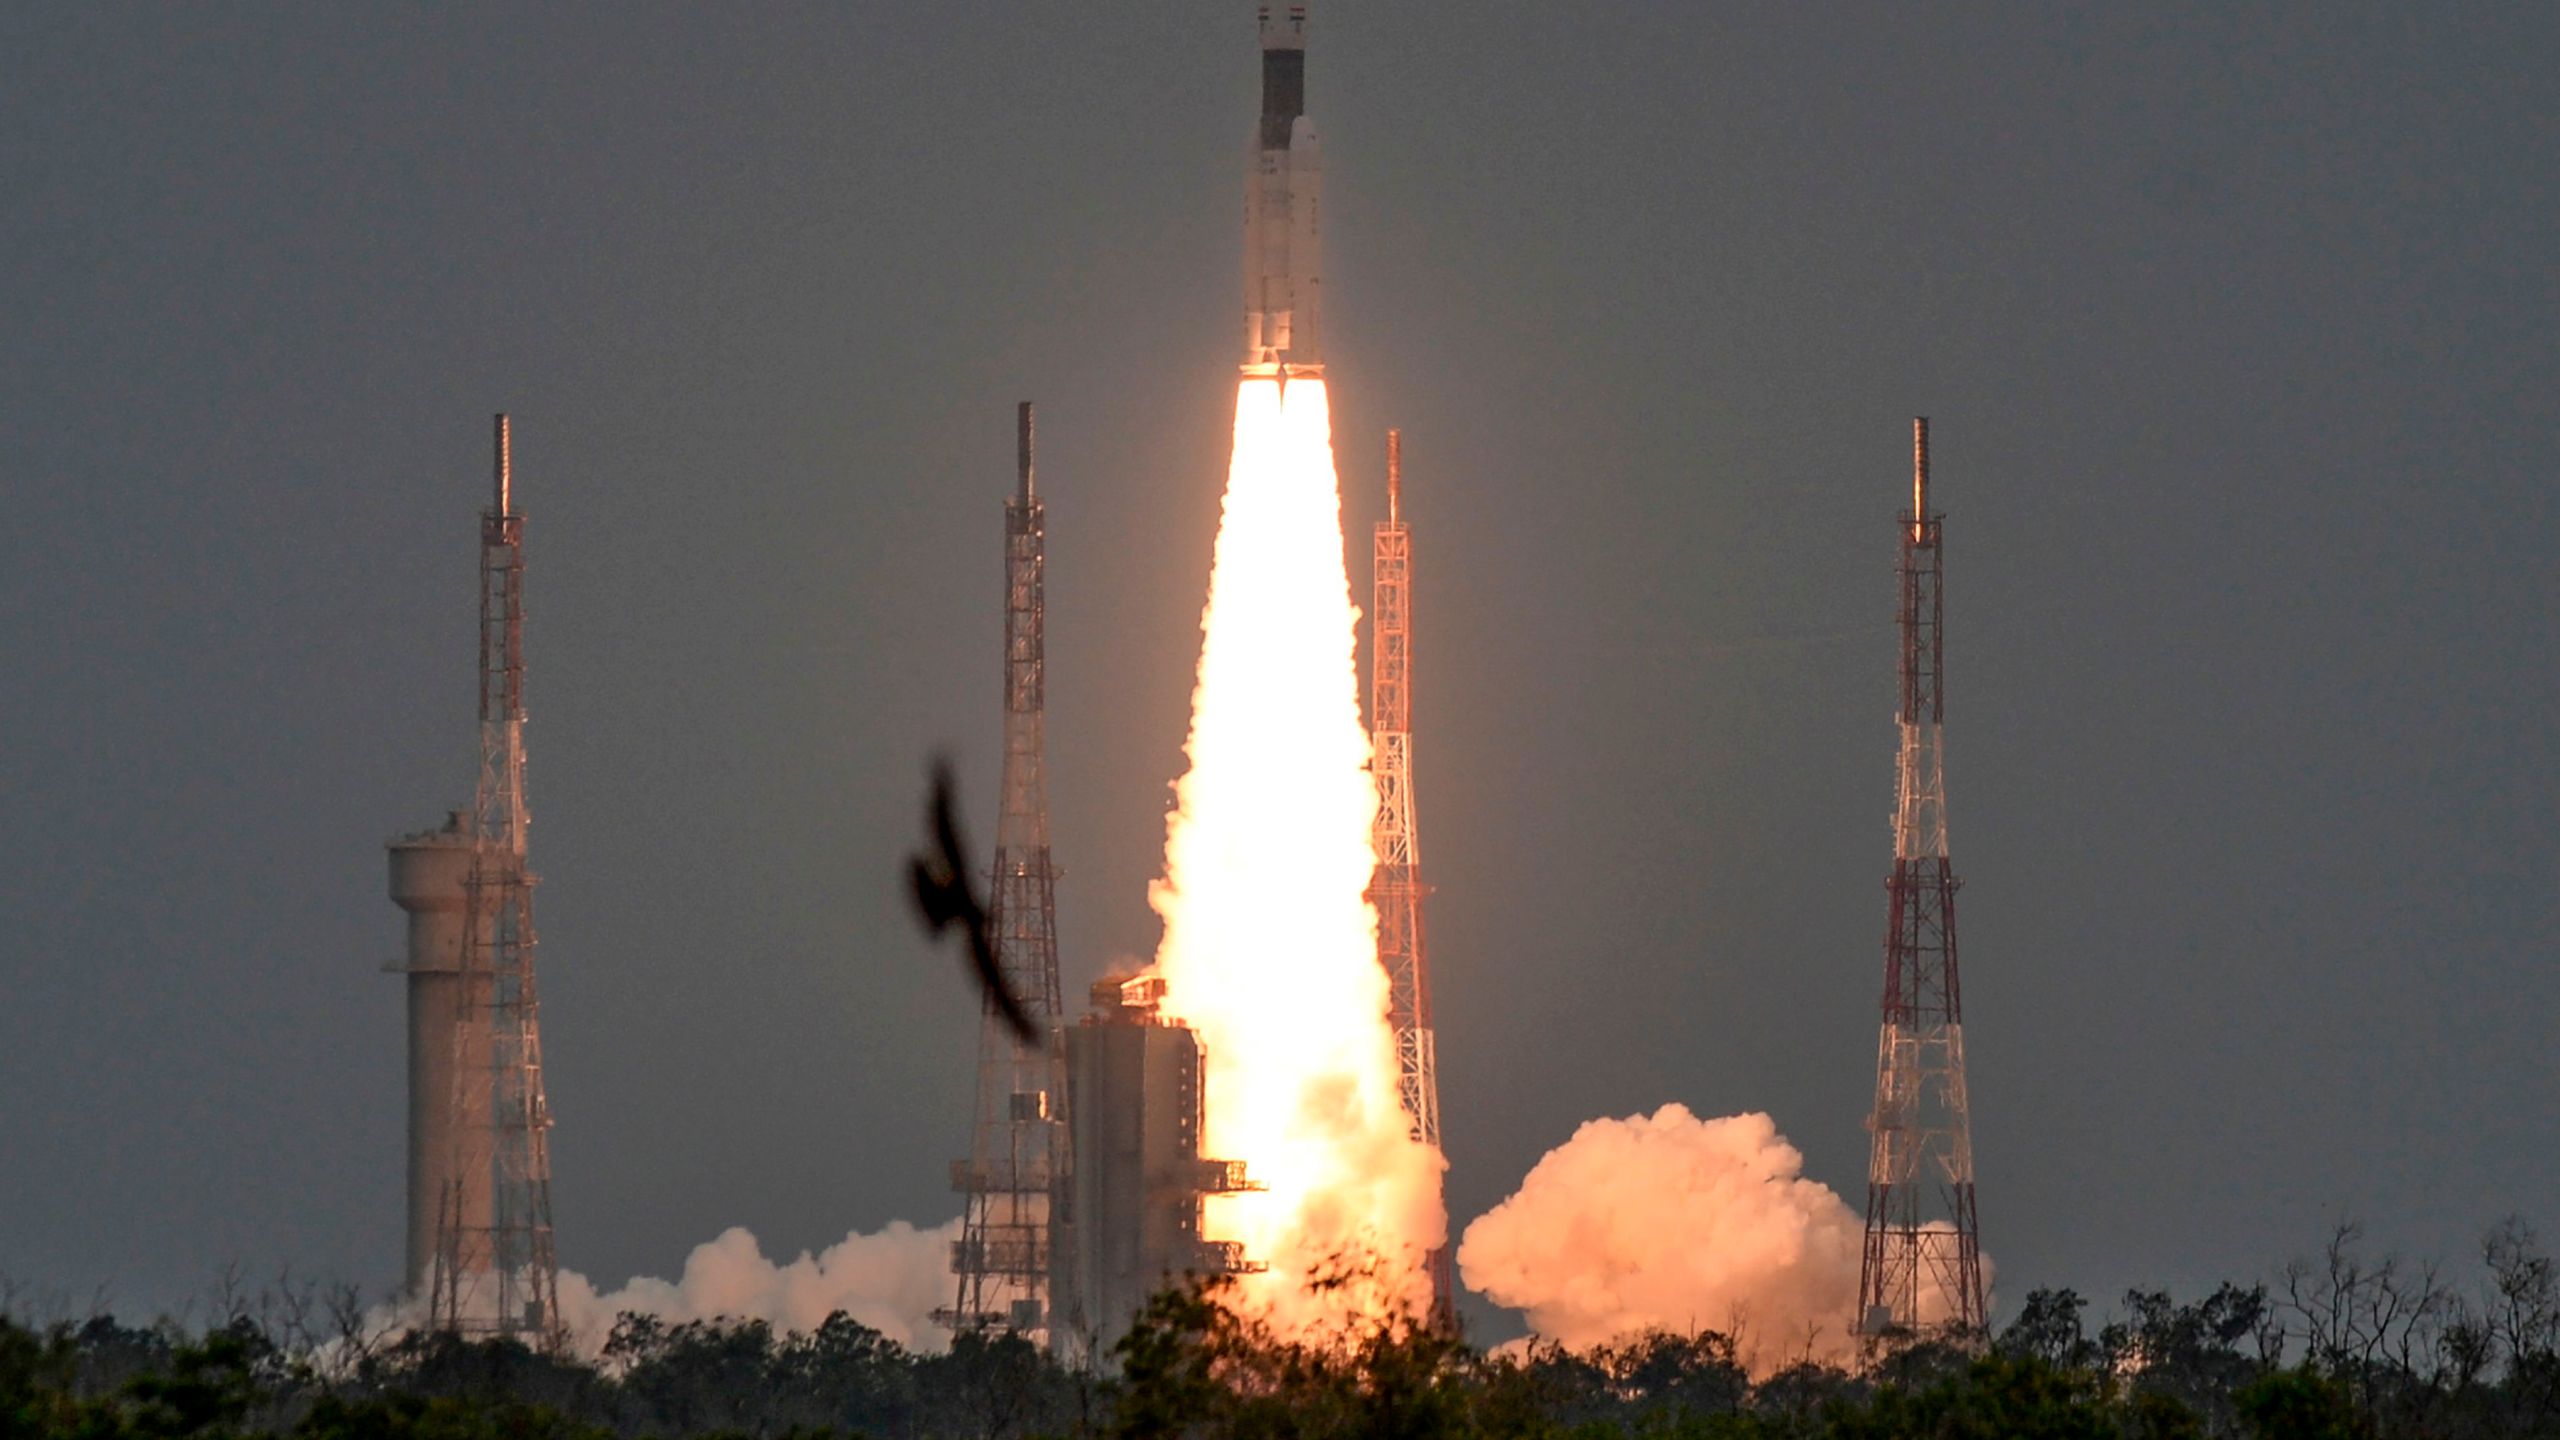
[554,1220,958,1356]
[1458,1106,1867,1372]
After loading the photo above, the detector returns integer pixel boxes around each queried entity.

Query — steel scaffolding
[428,414,564,1348]
[1370,429,1453,1329]
[943,404,1074,1350]
[1857,417,1988,1342]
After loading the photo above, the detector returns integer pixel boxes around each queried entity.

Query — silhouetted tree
[2102,1283,2272,1431]
[2002,1289,2102,1371]
[1831,1353,2132,1440]
[2234,1367,2369,1440]
[9,1219,2560,1440]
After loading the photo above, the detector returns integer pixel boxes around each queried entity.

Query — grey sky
[2,3,2553,1335]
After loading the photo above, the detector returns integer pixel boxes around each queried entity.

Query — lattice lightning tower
[1369,429,1453,1328]
[428,414,565,1347]
[1857,417,1988,1340]
[944,403,1074,1346]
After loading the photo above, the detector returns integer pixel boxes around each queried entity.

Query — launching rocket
[1244,5,1321,380]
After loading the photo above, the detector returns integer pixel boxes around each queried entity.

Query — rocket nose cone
[1257,4,1309,50]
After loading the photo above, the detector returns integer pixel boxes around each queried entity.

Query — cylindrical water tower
[387,813,490,1296]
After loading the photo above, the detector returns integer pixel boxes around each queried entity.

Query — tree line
[3,1220,2553,1439]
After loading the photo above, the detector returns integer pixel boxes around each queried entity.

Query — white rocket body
[1245,6,1321,379]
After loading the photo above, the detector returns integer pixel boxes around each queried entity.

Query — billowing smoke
[1458,1107,1868,1372]
[1150,377,1445,1333]
[553,1219,958,1356]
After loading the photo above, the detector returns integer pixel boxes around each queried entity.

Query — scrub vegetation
[4,1220,2554,1440]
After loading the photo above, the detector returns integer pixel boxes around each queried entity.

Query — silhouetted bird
[907,757,1037,1046]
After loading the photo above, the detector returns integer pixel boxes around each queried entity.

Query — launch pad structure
[1369,430,1454,1329]
[944,404,1076,1347]
[941,405,1268,1362]
[1063,975,1263,1361]
[1857,418,1990,1340]
[387,415,564,1348]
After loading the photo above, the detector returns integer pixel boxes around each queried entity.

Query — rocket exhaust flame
[1150,376,1445,1333]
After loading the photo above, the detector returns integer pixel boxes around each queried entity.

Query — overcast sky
[2,2,2554,1335]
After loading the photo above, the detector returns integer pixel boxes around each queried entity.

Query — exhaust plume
[1150,377,1445,1333]
[1459,1107,1870,1371]
[553,1220,959,1356]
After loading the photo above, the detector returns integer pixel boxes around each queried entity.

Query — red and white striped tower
[1370,429,1453,1328]
[1857,417,1988,1340]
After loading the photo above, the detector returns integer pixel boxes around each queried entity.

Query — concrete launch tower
[944,404,1073,1345]
[1061,976,1261,1360]
[389,415,563,1346]
[1369,430,1452,1328]
[387,811,473,1296]
[1857,418,1989,1338]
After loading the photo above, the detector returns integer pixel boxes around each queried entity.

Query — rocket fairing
[1245,5,1321,380]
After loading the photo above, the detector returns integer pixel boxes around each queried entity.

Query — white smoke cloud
[555,1219,959,1357]
[1458,1107,1867,1372]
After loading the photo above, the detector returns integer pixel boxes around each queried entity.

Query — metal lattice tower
[428,414,565,1347]
[1857,417,1988,1341]
[943,403,1073,1347]
[1369,429,1453,1328]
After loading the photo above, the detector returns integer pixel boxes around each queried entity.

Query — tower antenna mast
[1857,417,1989,1341]
[428,414,564,1347]
[944,403,1074,1350]
[1371,428,1452,1328]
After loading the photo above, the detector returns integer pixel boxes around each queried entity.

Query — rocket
[1244,5,1321,380]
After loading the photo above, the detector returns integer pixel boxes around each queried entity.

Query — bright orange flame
[1150,377,1445,1333]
